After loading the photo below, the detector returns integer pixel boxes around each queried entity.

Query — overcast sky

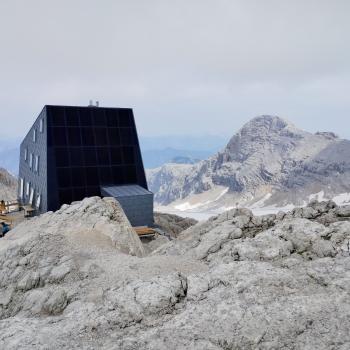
[1,0,350,140]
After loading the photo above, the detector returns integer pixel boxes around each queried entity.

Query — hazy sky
[1,0,350,139]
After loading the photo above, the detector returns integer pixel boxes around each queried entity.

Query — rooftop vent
[88,100,100,107]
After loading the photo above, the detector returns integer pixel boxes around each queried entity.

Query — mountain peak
[240,115,293,134]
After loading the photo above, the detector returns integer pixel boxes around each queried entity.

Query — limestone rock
[0,199,350,349]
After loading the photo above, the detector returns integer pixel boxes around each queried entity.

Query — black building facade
[18,105,152,226]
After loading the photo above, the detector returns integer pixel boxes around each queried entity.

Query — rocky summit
[147,115,350,209]
[0,197,350,349]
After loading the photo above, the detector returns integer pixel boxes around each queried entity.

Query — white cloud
[0,0,350,138]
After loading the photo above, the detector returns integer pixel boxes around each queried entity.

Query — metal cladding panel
[44,105,148,212]
[18,107,48,213]
[101,184,152,197]
[101,185,154,227]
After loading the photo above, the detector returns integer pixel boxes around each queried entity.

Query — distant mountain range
[147,115,350,213]
[0,135,227,174]
[139,135,226,168]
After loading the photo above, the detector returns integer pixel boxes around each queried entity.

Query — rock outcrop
[154,212,198,237]
[0,167,17,201]
[148,115,350,209]
[0,198,350,349]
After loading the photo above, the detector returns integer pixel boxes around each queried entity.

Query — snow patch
[309,191,328,202]
[173,187,229,211]
[250,193,272,208]
[333,193,350,205]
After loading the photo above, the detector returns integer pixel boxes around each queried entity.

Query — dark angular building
[18,104,153,226]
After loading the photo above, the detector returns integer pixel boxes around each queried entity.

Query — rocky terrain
[0,167,17,201]
[147,115,350,210]
[154,212,197,238]
[0,196,350,349]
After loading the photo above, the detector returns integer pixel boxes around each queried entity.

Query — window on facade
[33,129,37,142]
[35,155,39,173]
[20,178,24,199]
[26,182,30,196]
[29,153,33,169]
[36,194,41,209]
[29,188,34,205]
[24,148,28,161]
[39,119,44,133]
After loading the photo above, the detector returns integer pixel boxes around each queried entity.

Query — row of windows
[19,178,41,208]
[32,118,44,143]
[49,108,134,128]
[48,126,137,147]
[54,147,136,167]
[24,149,40,173]
[56,165,138,188]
